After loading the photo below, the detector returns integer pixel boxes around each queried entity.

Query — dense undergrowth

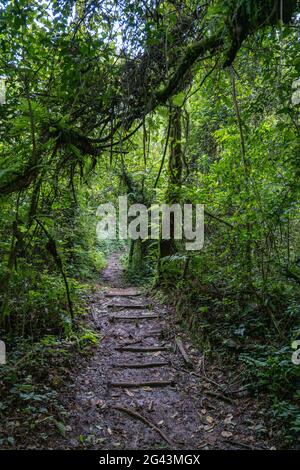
[131,250,300,447]
[0,329,98,448]
[120,21,300,445]
[0,197,104,447]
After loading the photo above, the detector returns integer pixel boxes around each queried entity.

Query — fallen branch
[112,405,174,447]
[175,336,193,368]
[205,390,234,404]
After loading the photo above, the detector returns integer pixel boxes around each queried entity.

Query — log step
[113,361,169,369]
[116,346,171,353]
[105,291,141,297]
[109,314,158,321]
[110,380,175,388]
[107,303,150,309]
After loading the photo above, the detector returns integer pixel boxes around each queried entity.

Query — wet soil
[51,253,276,450]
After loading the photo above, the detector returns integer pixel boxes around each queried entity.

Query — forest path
[58,253,274,450]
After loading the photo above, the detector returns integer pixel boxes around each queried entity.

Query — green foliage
[240,345,300,445]
[0,327,97,448]
[240,346,300,396]
[70,328,99,349]
[126,20,300,445]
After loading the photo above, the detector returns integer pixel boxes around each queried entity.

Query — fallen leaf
[224,414,234,425]
[221,431,233,438]
[54,420,66,436]
[204,425,214,432]
[197,441,208,448]
[148,401,154,411]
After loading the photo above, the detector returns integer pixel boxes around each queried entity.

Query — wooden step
[110,380,175,388]
[107,303,150,309]
[105,291,141,297]
[116,346,171,353]
[113,361,169,369]
[109,314,158,321]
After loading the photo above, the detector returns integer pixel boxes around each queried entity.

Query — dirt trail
[57,254,275,450]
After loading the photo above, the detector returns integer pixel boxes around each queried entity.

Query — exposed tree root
[112,405,174,447]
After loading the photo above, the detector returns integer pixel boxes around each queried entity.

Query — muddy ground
[48,253,277,450]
